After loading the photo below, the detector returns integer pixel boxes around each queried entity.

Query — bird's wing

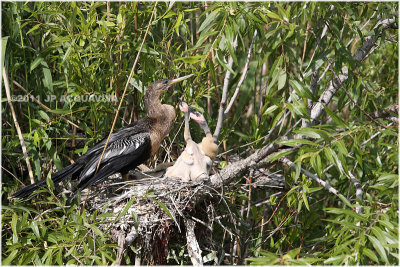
[79,120,145,160]
[77,132,151,188]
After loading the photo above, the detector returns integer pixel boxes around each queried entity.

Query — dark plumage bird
[11,74,194,199]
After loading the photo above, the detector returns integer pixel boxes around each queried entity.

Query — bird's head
[146,74,194,98]
[178,98,189,113]
[189,110,206,125]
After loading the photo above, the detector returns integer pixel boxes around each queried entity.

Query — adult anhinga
[11,74,194,199]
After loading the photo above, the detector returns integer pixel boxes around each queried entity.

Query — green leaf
[215,50,236,75]
[323,106,348,128]
[324,255,345,265]
[294,127,323,139]
[323,219,362,230]
[61,46,72,64]
[371,226,388,246]
[368,235,389,264]
[1,36,8,68]
[26,24,41,35]
[325,208,367,221]
[174,12,183,35]
[30,56,44,72]
[363,247,379,263]
[48,108,75,115]
[41,61,53,92]
[11,213,18,243]
[265,150,294,162]
[38,110,50,122]
[302,190,310,211]
[153,198,179,227]
[46,173,54,190]
[199,9,220,32]
[31,221,41,238]
[289,79,315,101]
[2,249,19,265]
[88,224,104,237]
[277,69,287,90]
[276,139,316,147]
[114,197,135,222]
[304,58,324,78]
[337,194,353,208]
[270,111,283,129]
[175,55,203,64]
[265,10,281,20]
[263,105,278,116]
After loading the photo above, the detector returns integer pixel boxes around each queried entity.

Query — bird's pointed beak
[169,74,195,85]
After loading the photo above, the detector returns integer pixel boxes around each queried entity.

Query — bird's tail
[67,164,116,201]
[10,163,82,199]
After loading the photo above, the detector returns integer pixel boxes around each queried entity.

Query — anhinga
[11,74,194,199]
[165,101,217,181]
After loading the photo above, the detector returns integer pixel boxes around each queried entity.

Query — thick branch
[210,142,280,186]
[310,17,396,124]
[310,66,349,124]
[353,18,397,61]
[185,218,203,266]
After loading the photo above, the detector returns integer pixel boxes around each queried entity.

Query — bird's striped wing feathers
[77,132,151,187]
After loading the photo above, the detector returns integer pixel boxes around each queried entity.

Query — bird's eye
[163,80,169,85]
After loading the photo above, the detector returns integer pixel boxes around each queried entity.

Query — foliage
[2,1,398,265]
[2,188,117,265]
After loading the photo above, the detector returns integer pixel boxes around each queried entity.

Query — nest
[84,172,213,264]
[83,157,285,264]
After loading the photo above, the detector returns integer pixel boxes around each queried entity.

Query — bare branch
[3,67,35,184]
[224,29,258,116]
[310,66,349,124]
[353,18,397,62]
[346,170,363,214]
[213,36,238,140]
[210,142,280,186]
[318,10,379,83]
[185,218,203,266]
[279,157,350,202]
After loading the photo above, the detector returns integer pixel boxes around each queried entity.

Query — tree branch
[279,157,350,202]
[3,67,35,184]
[224,29,257,116]
[185,218,203,266]
[213,36,238,141]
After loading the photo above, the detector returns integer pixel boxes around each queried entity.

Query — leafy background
[2,1,398,265]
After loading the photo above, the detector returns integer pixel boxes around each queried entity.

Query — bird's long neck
[184,111,191,142]
[144,90,163,117]
[144,90,176,154]
[199,123,214,140]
